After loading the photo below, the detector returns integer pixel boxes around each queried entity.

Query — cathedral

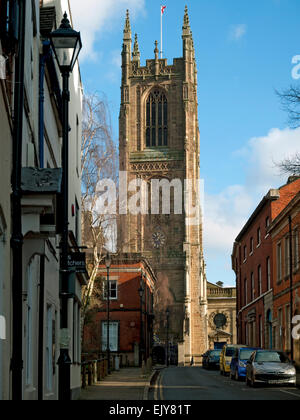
[118,7,208,366]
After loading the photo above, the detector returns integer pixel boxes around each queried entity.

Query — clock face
[152,231,166,249]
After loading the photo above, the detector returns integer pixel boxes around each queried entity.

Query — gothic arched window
[146,90,168,147]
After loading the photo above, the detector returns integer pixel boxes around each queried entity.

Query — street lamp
[166,308,170,366]
[49,12,82,72]
[138,283,144,366]
[105,252,112,374]
[49,12,82,401]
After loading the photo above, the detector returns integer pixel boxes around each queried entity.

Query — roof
[235,189,280,243]
[268,191,300,233]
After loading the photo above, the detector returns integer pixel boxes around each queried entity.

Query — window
[285,236,290,277]
[251,272,255,301]
[278,308,283,350]
[257,227,261,246]
[250,237,254,254]
[0,1,9,40]
[103,280,118,300]
[244,278,248,305]
[277,242,282,283]
[102,321,119,352]
[285,305,291,351]
[258,265,262,295]
[146,90,168,147]
[293,228,299,271]
[265,216,270,232]
[259,315,263,348]
[266,257,271,290]
[243,245,247,262]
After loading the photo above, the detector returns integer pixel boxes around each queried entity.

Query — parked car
[202,349,222,369]
[230,347,260,381]
[220,344,248,376]
[246,350,296,387]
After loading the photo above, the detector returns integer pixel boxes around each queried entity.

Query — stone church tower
[118,7,208,365]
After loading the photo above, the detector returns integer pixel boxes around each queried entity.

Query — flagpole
[160,7,163,59]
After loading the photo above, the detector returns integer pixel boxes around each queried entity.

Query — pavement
[78,367,158,400]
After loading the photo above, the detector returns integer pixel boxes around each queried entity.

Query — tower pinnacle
[123,9,131,42]
[154,40,159,60]
[132,33,140,61]
[182,5,191,37]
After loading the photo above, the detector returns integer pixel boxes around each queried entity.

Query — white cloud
[204,127,300,284]
[229,24,247,41]
[70,0,146,61]
[203,185,252,253]
[245,127,300,191]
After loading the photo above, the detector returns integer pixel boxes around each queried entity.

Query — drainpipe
[10,0,26,400]
[39,41,51,168]
[289,215,294,361]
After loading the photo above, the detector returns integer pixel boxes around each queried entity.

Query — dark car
[246,350,296,387]
[230,347,260,381]
[202,349,222,369]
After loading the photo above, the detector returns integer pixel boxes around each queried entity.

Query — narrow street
[150,367,300,401]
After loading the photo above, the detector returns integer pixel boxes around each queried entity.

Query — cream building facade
[207,282,237,349]
[0,0,85,400]
[0,27,13,401]
[118,8,207,366]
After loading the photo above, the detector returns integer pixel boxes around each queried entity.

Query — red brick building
[269,191,300,366]
[83,254,156,367]
[232,177,300,350]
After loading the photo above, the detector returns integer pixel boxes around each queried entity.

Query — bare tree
[81,93,118,326]
[276,86,300,175]
[276,85,300,129]
[277,153,300,176]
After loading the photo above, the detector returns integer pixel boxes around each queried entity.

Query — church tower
[118,7,208,365]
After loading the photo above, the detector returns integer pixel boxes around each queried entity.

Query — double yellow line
[154,370,164,400]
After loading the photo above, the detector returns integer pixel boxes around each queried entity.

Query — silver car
[246,350,296,387]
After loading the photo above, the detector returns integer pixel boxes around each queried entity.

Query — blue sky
[72,0,300,286]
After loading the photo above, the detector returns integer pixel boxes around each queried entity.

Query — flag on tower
[160,6,166,59]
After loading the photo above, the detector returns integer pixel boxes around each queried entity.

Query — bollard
[93,361,97,384]
[88,362,92,386]
[100,359,104,379]
[141,360,146,376]
[115,355,120,371]
[97,360,101,381]
[146,357,152,373]
[82,364,87,389]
